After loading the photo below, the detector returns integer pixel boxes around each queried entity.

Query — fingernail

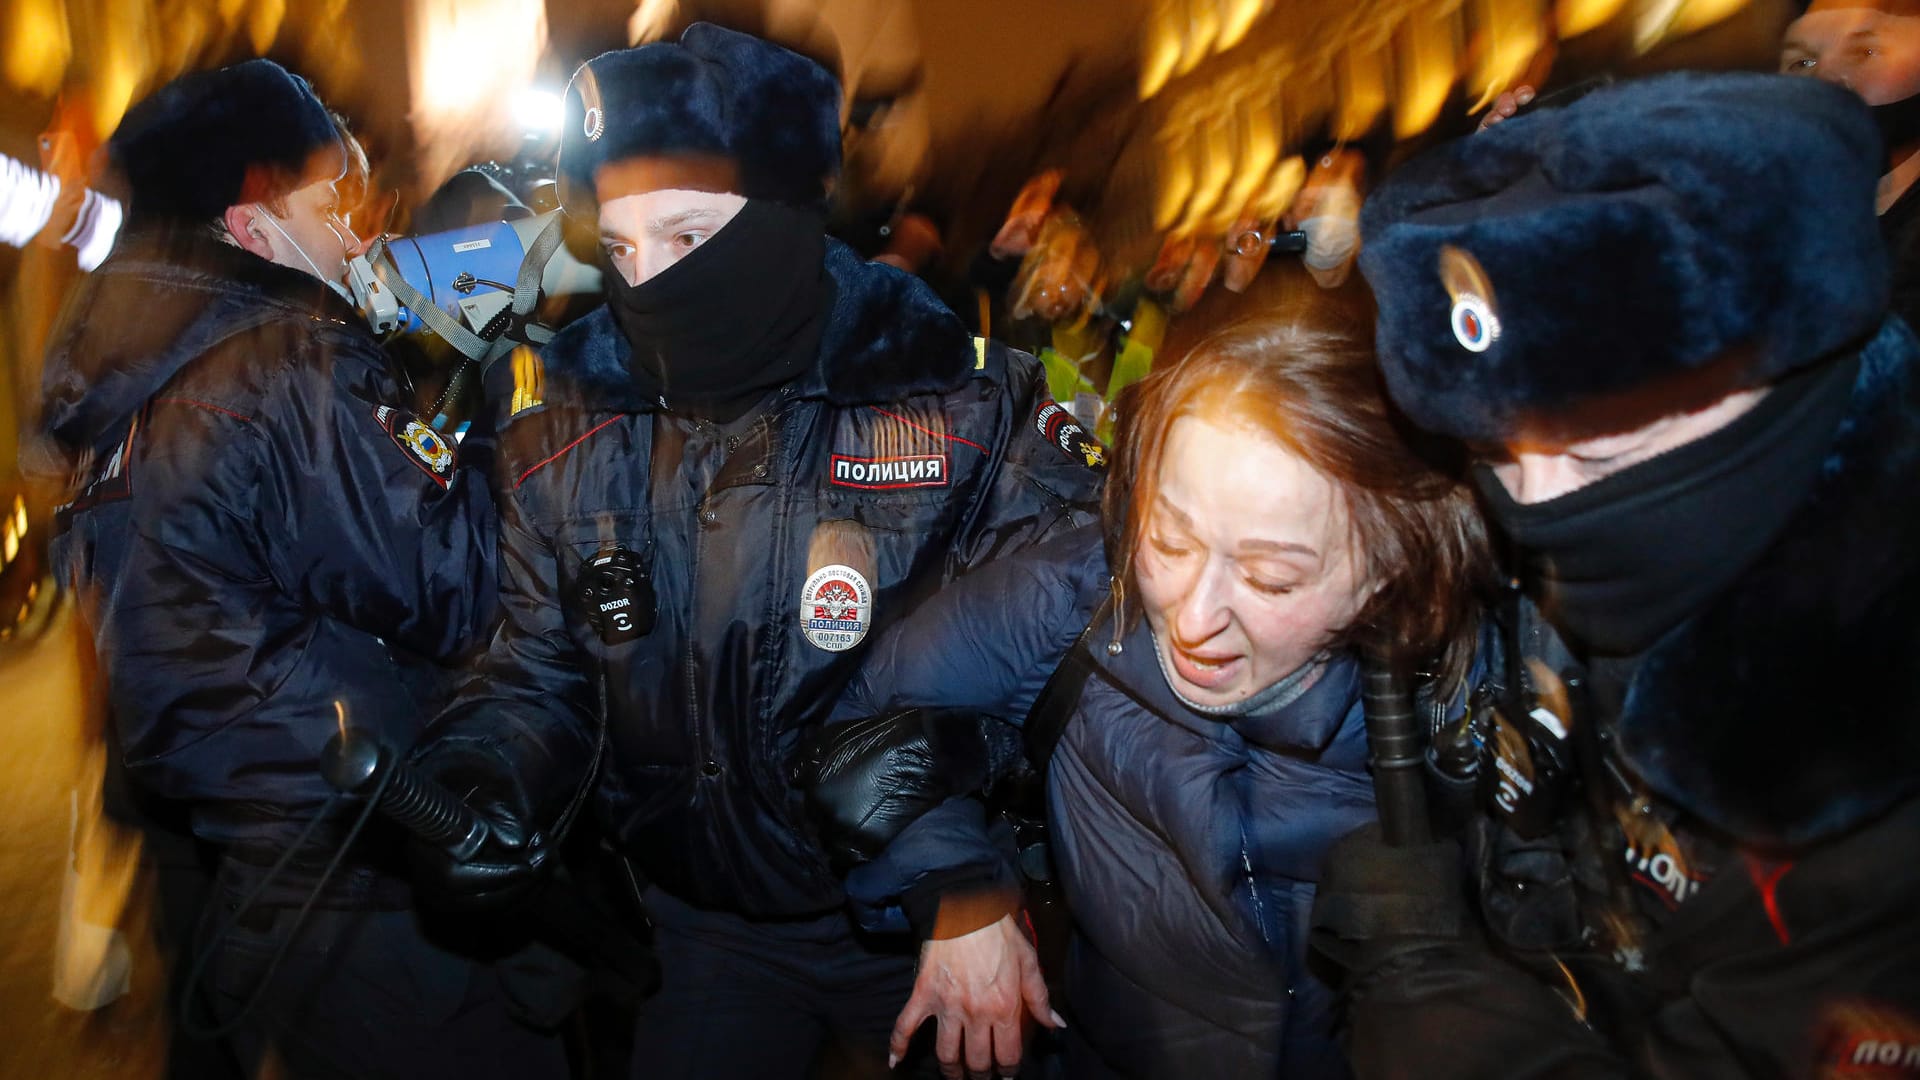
[1050,1009,1068,1028]
[888,1054,900,1070]
[1516,87,1535,104]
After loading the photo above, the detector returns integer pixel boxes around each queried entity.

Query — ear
[223,205,276,261]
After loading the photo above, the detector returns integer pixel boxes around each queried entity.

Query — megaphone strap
[369,240,497,361]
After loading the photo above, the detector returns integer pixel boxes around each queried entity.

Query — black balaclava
[606,198,834,422]
[1476,350,1861,656]
[1873,92,1920,168]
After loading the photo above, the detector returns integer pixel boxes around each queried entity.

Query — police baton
[1361,650,1432,847]
[319,727,491,859]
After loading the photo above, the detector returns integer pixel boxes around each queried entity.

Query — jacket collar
[1096,615,1362,755]
[1619,317,1920,848]
[534,237,975,415]
[32,224,356,469]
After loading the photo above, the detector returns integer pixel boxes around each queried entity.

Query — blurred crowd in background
[0,1,1888,1078]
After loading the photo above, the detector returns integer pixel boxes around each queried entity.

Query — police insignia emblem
[373,405,457,487]
[574,65,607,142]
[1034,401,1108,471]
[1440,244,1501,353]
[800,564,873,652]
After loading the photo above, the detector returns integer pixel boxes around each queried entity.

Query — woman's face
[1134,413,1374,708]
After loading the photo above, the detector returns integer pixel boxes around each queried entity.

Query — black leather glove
[791,709,1002,871]
[1309,822,1471,982]
[408,739,556,910]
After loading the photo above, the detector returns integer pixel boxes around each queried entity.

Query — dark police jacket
[1341,320,1920,1078]
[33,227,498,852]
[433,242,1102,919]
[834,528,1378,1079]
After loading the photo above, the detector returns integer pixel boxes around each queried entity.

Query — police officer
[414,23,1103,1080]
[1782,0,1920,329]
[30,60,564,1078]
[1310,72,1920,1075]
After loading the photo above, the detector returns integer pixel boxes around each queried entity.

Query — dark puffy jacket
[836,527,1380,1078]
[32,227,498,851]
[429,242,1102,919]
[1336,323,1920,1077]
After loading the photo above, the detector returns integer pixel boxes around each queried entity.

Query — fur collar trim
[533,238,974,414]
[1621,317,1920,849]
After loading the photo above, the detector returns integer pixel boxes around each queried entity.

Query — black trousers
[629,886,919,1080]
[192,857,570,1080]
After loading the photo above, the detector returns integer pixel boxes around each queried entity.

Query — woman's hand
[889,913,1064,1079]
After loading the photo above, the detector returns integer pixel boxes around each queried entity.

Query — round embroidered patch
[1450,292,1500,353]
[800,564,873,652]
[583,106,605,141]
[402,420,455,472]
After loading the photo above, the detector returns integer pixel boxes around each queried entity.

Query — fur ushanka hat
[558,23,842,212]
[1360,71,1888,442]
[108,59,340,228]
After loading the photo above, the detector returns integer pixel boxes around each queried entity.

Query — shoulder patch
[373,404,457,487]
[55,411,141,527]
[1034,400,1107,470]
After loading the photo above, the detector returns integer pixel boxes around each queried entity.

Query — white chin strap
[257,210,354,303]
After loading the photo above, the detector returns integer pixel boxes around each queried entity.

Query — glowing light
[1557,0,1631,38]
[1220,86,1283,225]
[410,0,548,191]
[0,154,60,246]
[1635,0,1751,53]
[628,0,679,43]
[14,496,27,540]
[1217,0,1269,53]
[1334,36,1390,142]
[3,0,71,97]
[514,88,565,135]
[1249,154,1307,222]
[1187,108,1238,233]
[1142,0,1185,99]
[1177,0,1222,78]
[1468,0,1548,112]
[1393,7,1460,140]
[1154,124,1196,231]
[3,520,17,564]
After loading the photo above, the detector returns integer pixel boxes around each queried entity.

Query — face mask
[605,198,832,422]
[1872,92,1920,166]
[1477,353,1859,655]
[255,208,354,303]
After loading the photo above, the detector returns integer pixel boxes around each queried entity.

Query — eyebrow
[1240,537,1320,559]
[1154,495,1319,559]
[1783,26,1877,52]
[645,207,724,234]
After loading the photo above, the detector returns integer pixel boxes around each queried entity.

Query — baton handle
[1361,655,1433,847]
[320,731,490,860]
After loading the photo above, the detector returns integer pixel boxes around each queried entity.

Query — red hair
[1104,288,1490,694]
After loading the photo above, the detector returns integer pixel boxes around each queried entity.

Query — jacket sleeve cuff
[901,866,1024,940]
[906,868,1029,937]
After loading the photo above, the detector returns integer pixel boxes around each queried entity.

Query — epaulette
[968,335,995,377]
[487,345,548,427]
